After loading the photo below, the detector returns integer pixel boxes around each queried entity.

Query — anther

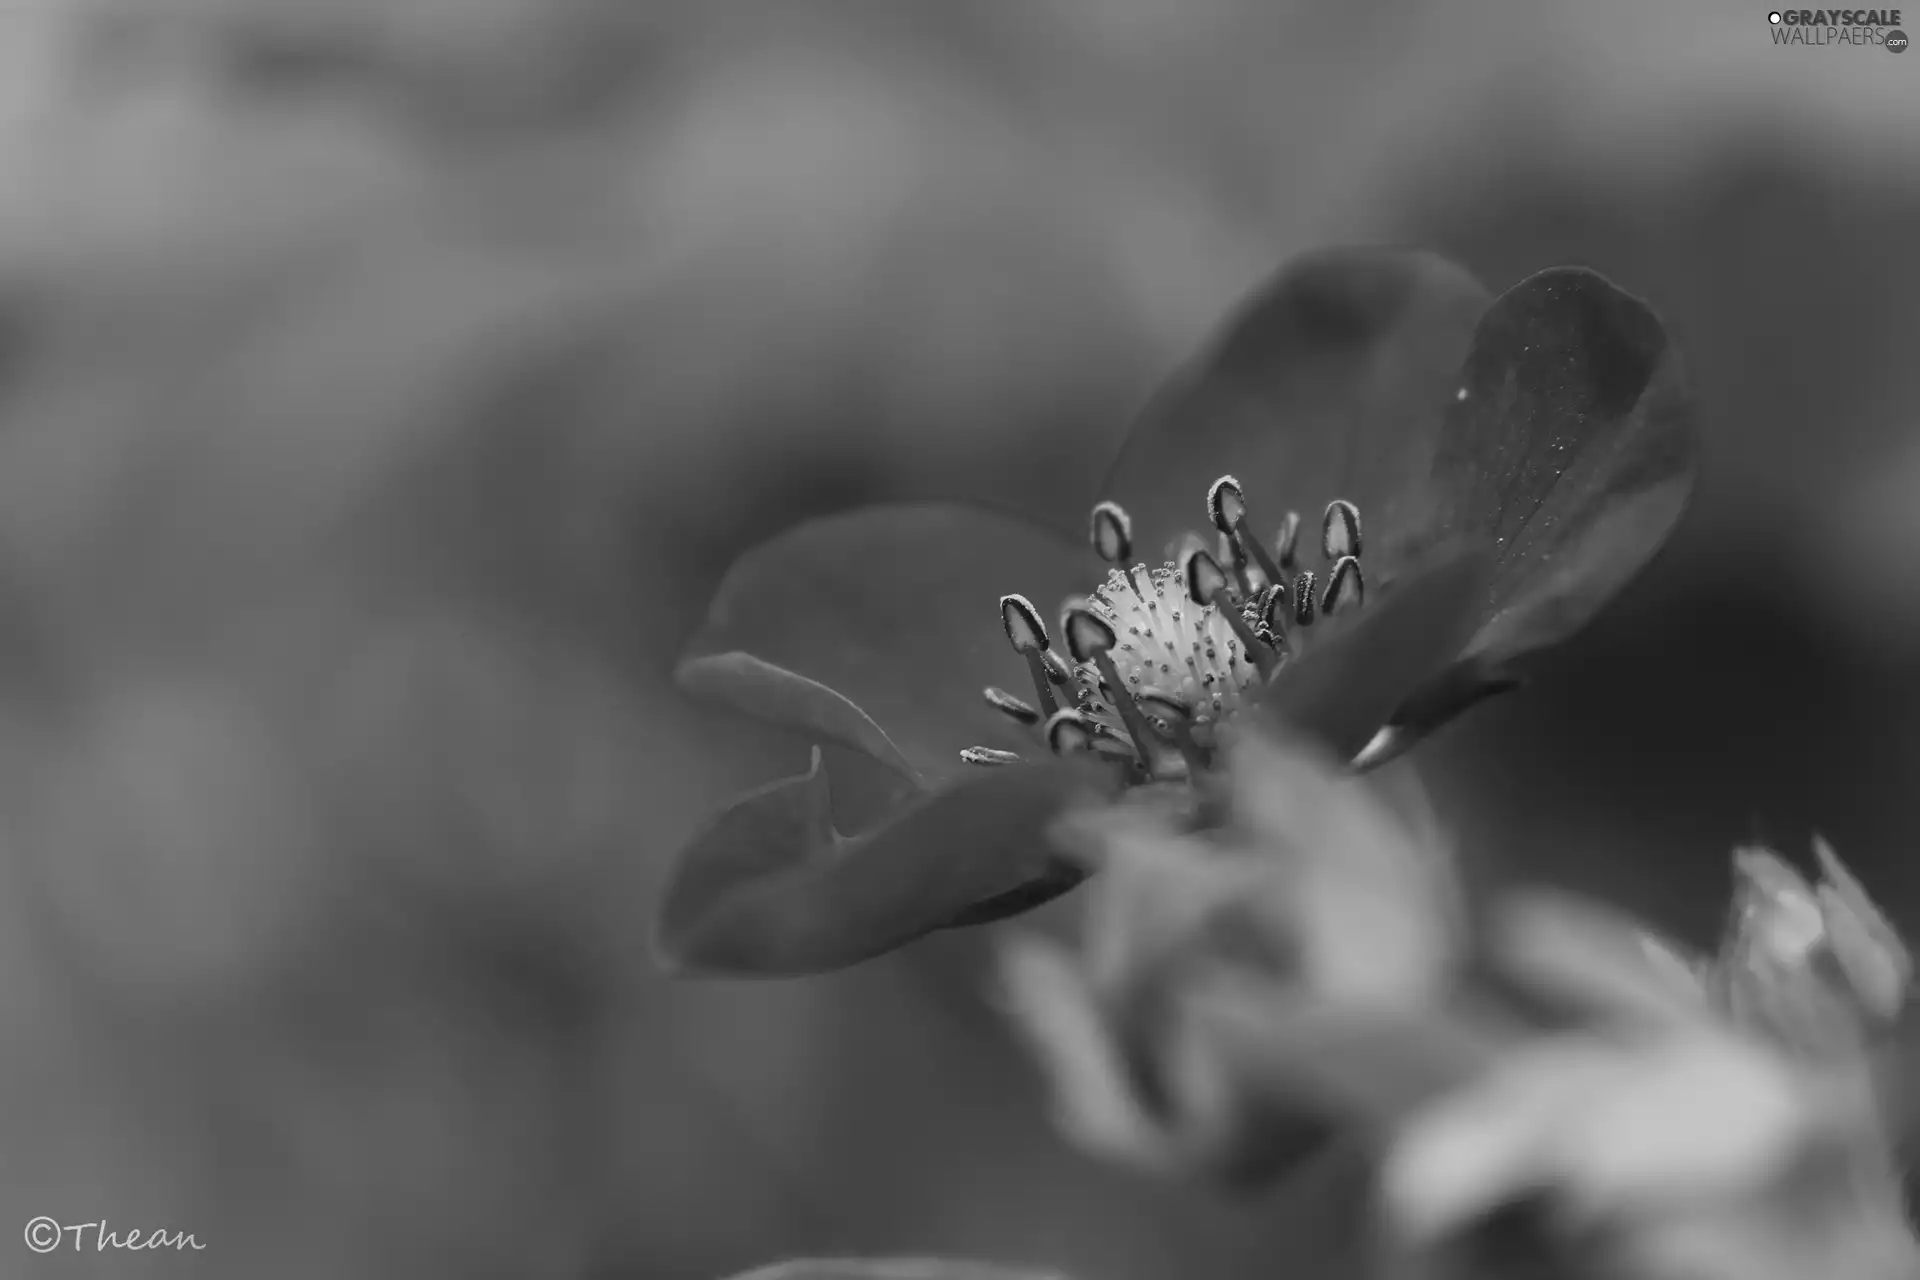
[1063,603,1118,664]
[1001,594,1048,653]
[999,593,1061,718]
[1292,569,1317,627]
[1258,581,1289,640]
[1092,500,1151,598]
[1045,709,1102,757]
[1321,555,1364,617]
[1136,687,1211,777]
[1323,500,1362,561]
[1209,474,1287,589]
[1275,511,1302,570]
[1042,649,1074,687]
[1065,601,1182,776]
[1090,501,1133,564]
[1182,548,1278,679]
[960,746,1022,767]
[1207,475,1247,535]
[1182,546,1234,607]
[983,686,1041,726]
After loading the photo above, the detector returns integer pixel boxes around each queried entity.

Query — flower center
[965,475,1368,784]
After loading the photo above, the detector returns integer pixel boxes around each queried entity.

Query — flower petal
[1228,725,1464,1005]
[654,749,1116,976]
[678,504,1091,786]
[1256,547,1494,764]
[1098,246,1490,568]
[1186,976,1506,1130]
[1430,266,1700,670]
[1810,836,1912,1024]
[721,1261,1069,1280]
[1490,891,1711,1030]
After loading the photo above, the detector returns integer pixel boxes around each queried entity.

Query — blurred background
[0,1,1916,1276]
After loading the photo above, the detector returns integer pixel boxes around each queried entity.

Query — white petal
[1493,891,1710,1027]
[1230,729,1459,1003]
[996,937,1172,1170]
[1811,836,1912,1023]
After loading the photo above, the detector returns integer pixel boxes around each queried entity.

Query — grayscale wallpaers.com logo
[1769,8,1909,49]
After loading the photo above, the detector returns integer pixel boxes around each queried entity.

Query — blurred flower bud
[1713,840,1913,1059]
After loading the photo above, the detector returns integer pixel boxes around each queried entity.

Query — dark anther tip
[1292,569,1318,626]
[1090,501,1133,564]
[1182,547,1231,606]
[1321,555,1364,616]
[1258,582,1288,634]
[1207,475,1246,534]
[1322,500,1362,561]
[1064,603,1118,663]
[1045,709,1100,756]
[1000,594,1049,653]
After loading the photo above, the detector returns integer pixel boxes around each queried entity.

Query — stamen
[1258,582,1289,642]
[960,746,1022,767]
[983,686,1041,726]
[1136,688,1210,777]
[1292,569,1317,627]
[1064,601,1182,778]
[1062,600,1118,666]
[1042,649,1074,687]
[1208,474,1286,589]
[1045,709,1101,757]
[1182,547,1278,679]
[1321,555,1364,616]
[1092,500,1150,599]
[1090,501,1133,564]
[1323,500,1362,561]
[1218,530,1255,597]
[1275,511,1301,570]
[999,593,1061,719]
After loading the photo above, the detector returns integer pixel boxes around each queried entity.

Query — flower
[656,247,1700,977]
[1710,838,1914,1059]
[1379,844,1917,1280]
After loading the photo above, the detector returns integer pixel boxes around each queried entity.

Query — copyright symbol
[23,1217,59,1253]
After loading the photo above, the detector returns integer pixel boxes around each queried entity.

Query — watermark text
[24,1217,204,1254]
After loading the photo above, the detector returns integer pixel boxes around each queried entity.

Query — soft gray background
[0,2,1915,1277]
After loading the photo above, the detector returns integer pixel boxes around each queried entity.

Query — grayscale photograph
[1,4,1915,1279]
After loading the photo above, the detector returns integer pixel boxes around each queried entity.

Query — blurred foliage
[0,2,1914,1279]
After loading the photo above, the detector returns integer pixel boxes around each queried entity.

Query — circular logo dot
[1888,28,1909,50]
[1769,10,1782,22]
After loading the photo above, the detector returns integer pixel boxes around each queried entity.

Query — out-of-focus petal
[654,749,1114,976]
[1228,725,1463,1004]
[1491,891,1711,1029]
[997,935,1178,1172]
[677,504,1091,786]
[1810,836,1913,1024]
[1183,974,1506,1130]
[1097,247,1490,564]
[1428,267,1700,674]
[1383,1031,1820,1246]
